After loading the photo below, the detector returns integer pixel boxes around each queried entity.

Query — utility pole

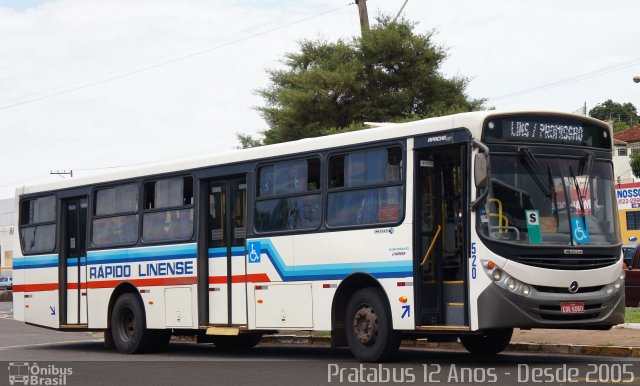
[392,0,409,23]
[355,0,369,36]
[50,170,73,178]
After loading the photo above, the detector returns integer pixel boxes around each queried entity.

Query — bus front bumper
[476,282,625,330]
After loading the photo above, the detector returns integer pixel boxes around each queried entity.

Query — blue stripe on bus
[87,243,197,265]
[14,241,412,281]
[255,239,413,281]
[208,246,246,258]
[67,257,87,266]
[13,255,59,270]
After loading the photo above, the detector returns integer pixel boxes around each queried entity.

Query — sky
[0,0,639,200]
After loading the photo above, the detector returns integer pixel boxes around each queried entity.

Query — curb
[261,335,640,358]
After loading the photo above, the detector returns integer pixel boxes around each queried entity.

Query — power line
[0,2,352,112]
[489,57,640,101]
[0,175,47,190]
[74,139,238,172]
[0,0,344,107]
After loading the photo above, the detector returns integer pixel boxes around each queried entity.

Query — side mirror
[474,153,488,188]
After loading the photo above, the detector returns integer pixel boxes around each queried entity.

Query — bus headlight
[482,260,532,297]
[605,272,625,296]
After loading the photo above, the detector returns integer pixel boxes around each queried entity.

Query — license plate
[560,302,585,314]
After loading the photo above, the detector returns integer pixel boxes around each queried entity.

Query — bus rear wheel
[345,287,400,362]
[111,293,153,354]
[460,328,513,355]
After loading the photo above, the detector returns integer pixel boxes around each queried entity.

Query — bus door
[205,177,247,325]
[415,141,468,327]
[60,197,88,326]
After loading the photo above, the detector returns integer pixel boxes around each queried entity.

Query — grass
[625,307,640,323]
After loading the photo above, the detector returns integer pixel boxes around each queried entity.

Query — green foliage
[631,151,640,179]
[235,133,264,149]
[626,308,640,323]
[613,120,632,133]
[243,16,486,145]
[589,99,638,132]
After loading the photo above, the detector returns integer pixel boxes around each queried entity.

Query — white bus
[13,111,624,362]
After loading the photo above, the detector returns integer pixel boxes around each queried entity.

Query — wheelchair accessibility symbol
[247,241,261,263]
[571,217,590,244]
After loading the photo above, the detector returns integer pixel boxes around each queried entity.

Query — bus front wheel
[111,293,153,354]
[460,328,513,355]
[345,287,400,362]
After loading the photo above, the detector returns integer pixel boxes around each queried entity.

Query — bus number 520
[471,242,477,279]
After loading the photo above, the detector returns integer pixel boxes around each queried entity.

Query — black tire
[212,333,262,350]
[103,330,115,350]
[110,293,154,354]
[460,328,513,355]
[345,287,400,362]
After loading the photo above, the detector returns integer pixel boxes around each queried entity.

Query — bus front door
[205,178,247,326]
[60,197,88,326]
[415,146,468,327]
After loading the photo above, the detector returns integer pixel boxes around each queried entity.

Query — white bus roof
[17,110,609,196]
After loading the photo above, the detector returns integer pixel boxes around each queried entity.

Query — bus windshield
[478,152,618,246]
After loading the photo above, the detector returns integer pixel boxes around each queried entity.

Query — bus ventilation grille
[512,256,618,270]
[532,285,604,294]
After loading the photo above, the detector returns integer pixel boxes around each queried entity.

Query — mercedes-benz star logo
[569,281,579,294]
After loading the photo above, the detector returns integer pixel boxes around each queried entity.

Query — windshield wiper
[548,166,560,226]
[518,146,551,197]
[569,165,587,228]
[579,152,594,198]
[557,167,577,245]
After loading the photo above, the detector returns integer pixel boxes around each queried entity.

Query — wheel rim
[117,306,136,343]
[352,303,379,346]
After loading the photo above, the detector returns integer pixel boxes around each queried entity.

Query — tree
[589,99,638,132]
[240,16,486,146]
[631,151,640,179]
[235,133,264,149]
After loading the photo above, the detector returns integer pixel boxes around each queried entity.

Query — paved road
[1,302,639,386]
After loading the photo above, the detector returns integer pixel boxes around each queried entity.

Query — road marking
[0,339,103,350]
[0,311,14,320]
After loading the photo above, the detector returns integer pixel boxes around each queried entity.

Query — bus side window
[255,158,321,233]
[142,176,194,243]
[327,146,403,228]
[19,195,57,254]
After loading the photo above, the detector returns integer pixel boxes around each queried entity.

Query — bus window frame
[19,194,58,255]
[474,148,621,253]
[90,182,141,249]
[324,142,406,231]
[253,155,324,235]
[140,174,195,245]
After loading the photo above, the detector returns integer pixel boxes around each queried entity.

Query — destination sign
[482,115,611,149]
[503,120,584,144]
